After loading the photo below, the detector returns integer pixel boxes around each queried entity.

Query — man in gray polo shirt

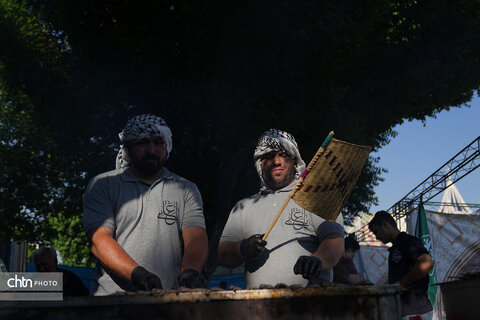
[218,129,344,288]
[83,114,208,295]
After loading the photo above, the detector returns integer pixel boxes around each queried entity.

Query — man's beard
[263,167,296,190]
[132,155,165,177]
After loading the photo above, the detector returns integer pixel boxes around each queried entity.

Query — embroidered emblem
[391,248,402,263]
[285,208,308,230]
[157,200,179,225]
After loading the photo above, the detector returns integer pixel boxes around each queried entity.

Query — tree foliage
[1,0,480,265]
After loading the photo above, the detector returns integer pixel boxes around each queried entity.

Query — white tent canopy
[438,178,473,214]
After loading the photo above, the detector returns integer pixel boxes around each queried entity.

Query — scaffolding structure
[389,135,480,222]
[355,135,480,243]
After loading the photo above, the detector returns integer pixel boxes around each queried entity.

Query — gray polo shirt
[221,182,344,288]
[83,167,205,295]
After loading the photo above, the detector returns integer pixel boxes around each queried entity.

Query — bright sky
[368,93,480,214]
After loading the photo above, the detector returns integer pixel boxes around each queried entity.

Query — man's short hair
[345,236,360,251]
[369,210,397,229]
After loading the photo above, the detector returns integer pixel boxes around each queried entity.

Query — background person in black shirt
[33,247,89,296]
[369,211,433,320]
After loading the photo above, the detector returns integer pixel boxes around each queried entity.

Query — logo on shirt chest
[157,200,179,225]
[390,248,402,263]
[285,208,308,230]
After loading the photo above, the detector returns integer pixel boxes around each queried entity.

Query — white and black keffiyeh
[253,129,306,188]
[115,114,173,169]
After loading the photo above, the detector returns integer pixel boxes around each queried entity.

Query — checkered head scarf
[253,129,306,188]
[115,114,173,169]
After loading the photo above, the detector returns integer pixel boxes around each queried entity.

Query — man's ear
[383,220,395,231]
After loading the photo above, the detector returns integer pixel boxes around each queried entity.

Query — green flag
[416,204,438,306]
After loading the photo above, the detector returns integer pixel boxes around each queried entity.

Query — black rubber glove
[131,266,163,290]
[178,269,206,288]
[240,234,267,259]
[293,255,323,280]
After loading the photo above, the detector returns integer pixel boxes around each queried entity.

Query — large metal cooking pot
[0,285,400,320]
